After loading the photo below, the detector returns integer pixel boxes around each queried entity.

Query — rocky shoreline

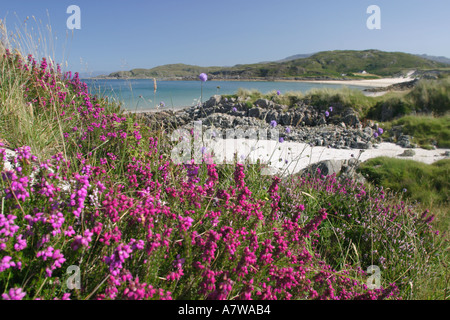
[137,95,417,150]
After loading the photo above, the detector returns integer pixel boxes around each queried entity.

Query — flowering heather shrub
[279,172,441,297]
[2,50,439,300]
[0,145,401,300]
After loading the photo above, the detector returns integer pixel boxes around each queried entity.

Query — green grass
[357,157,449,299]
[0,53,67,160]
[381,114,450,149]
[358,157,450,208]
[367,77,450,121]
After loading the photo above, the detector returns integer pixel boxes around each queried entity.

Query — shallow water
[83,79,370,111]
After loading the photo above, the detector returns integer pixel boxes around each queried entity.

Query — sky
[2,0,450,75]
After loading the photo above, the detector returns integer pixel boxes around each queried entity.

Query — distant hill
[107,63,224,79]
[415,54,450,65]
[99,50,449,80]
[276,53,315,62]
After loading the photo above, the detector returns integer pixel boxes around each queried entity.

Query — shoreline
[116,76,415,112]
[87,76,416,88]
[292,77,415,88]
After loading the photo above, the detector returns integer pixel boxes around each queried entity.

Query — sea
[82,79,370,112]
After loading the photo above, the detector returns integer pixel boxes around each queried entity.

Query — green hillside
[102,49,448,80]
[108,63,224,79]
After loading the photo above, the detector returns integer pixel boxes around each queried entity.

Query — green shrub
[358,157,450,207]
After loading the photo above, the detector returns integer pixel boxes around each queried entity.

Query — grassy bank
[381,114,450,149]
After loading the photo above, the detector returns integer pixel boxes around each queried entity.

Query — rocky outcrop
[138,95,384,149]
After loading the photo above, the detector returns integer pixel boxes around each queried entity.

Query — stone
[265,110,279,124]
[205,95,222,108]
[248,107,262,118]
[280,113,292,125]
[342,108,361,127]
[397,135,413,148]
[301,160,344,177]
[254,99,271,109]
[399,149,416,157]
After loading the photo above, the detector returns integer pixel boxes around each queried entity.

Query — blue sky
[2,0,450,75]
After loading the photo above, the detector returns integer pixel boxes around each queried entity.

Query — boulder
[301,160,344,177]
[342,108,361,127]
[280,113,293,125]
[397,135,413,148]
[399,149,416,157]
[205,95,222,108]
[248,107,262,118]
[254,99,271,109]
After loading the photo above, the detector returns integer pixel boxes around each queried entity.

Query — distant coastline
[85,77,415,89]
[86,76,415,88]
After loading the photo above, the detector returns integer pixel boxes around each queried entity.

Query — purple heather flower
[232,107,237,112]
[270,120,277,128]
[276,90,281,96]
[2,287,26,300]
[329,106,333,112]
[173,254,186,269]
[201,146,207,154]
[159,101,165,108]
[285,127,291,134]
[325,111,330,117]
[199,73,208,82]
[378,128,384,135]
[373,132,379,138]
[279,137,284,143]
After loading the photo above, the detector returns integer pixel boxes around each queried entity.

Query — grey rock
[299,160,344,177]
[248,107,262,118]
[280,113,293,125]
[399,149,416,157]
[266,110,279,124]
[205,95,222,108]
[342,108,361,127]
[254,99,271,109]
[397,135,413,148]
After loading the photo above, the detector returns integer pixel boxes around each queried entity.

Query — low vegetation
[0,45,448,301]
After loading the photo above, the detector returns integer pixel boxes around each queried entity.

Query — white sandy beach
[194,139,449,176]
[298,76,415,88]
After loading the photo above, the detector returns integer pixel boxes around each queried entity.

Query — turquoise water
[83,79,370,111]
